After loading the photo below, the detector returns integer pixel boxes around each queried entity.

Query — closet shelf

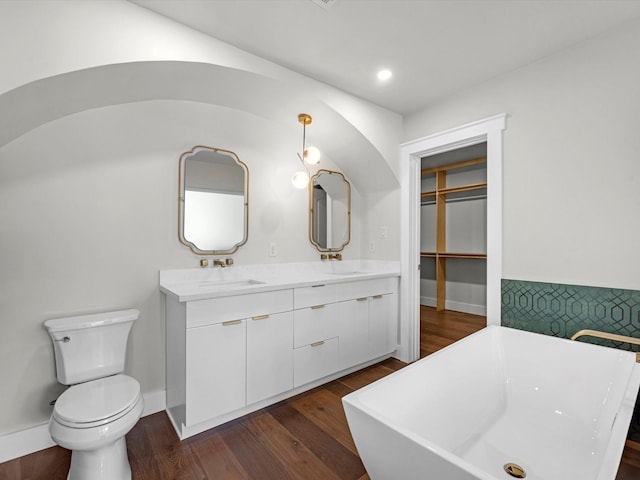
[420,182,487,199]
[420,252,487,259]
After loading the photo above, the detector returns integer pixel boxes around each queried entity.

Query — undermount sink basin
[196,279,264,288]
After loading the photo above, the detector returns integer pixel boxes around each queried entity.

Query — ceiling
[130,0,640,116]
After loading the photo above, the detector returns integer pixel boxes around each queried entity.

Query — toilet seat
[53,374,141,429]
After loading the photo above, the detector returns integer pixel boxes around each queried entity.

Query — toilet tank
[44,309,139,385]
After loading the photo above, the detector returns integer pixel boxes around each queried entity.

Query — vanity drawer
[186,289,293,328]
[293,337,339,387]
[294,283,338,309]
[293,302,341,348]
[336,277,397,300]
[294,277,397,309]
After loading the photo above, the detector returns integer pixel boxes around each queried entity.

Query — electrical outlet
[369,240,376,252]
[269,242,277,257]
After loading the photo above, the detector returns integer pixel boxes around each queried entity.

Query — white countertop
[160,260,400,302]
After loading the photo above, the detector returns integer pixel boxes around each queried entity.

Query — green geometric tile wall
[501,279,640,442]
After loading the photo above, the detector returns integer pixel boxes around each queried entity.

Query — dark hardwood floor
[419,305,485,358]
[2,306,639,479]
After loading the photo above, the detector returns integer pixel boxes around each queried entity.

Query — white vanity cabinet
[293,302,341,387]
[368,293,398,358]
[165,288,294,434]
[186,319,246,426]
[246,311,293,404]
[292,277,398,386]
[336,298,370,370]
[163,271,399,440]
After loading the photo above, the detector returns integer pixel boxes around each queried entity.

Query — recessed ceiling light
[377,69,393,81]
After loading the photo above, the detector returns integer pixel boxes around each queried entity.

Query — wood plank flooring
[2,306,639,479]
[420,305,486,358]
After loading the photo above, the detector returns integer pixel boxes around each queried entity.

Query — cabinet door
[185,320,246,426]
[369,293,398,358]
[246,311,293,405]
[338,298,370,369]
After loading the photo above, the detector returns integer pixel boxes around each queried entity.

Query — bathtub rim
[343,326,499,480]
[597,364,640,480]
[342,325,640,480]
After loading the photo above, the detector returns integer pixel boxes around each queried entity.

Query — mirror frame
[308,169,351,252]
[178,145,249,255]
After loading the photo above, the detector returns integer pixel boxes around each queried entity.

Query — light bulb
[303,146,321,165]
[292,171,309,189]
[377,69,392,81]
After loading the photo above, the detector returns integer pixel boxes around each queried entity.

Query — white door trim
[397,114,507,363]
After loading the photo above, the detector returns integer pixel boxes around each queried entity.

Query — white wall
[0,0,401,436]
[0,101,365,433]
[360,190,401,261]
[404,17,640,291]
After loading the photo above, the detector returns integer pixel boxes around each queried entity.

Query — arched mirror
[309,170,351,252]
[178,146,248,255]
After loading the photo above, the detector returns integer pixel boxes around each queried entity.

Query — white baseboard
[420,296,436,308]
[0,422,54,465]
[0,389,166,464]
[420,296,486,316]
[141,389,166,417]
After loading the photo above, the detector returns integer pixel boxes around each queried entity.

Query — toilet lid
[54,374,140,425]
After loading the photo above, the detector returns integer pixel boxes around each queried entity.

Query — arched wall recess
[0,61,398,192]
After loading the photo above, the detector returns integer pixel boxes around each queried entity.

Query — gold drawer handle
[252,314,269,321]
[372,295,383,299]
[311,304,325,309]
[356,297,367,302]
[310,341,325,347]
[222,320,242,326]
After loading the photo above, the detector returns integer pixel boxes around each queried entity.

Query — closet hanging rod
[446,194,487,203]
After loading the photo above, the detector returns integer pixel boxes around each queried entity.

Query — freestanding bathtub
[343,326,640,480]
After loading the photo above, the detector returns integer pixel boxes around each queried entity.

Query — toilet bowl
[49,375,144,480]
[44,309,143,480]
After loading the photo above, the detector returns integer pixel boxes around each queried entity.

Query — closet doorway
[420,143,488,316]
[398,114,505,364]
[419,143,488,357]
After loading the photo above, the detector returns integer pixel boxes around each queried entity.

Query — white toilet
[44,309,144,480]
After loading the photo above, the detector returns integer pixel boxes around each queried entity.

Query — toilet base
[67,437,131,480]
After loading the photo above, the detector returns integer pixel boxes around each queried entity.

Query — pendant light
[292,113,321,189]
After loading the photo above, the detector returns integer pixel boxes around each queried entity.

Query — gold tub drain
[504,463,526,478]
